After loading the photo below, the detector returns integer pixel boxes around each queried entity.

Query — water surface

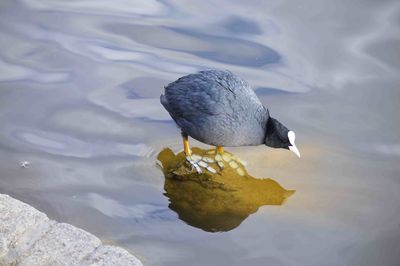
[1,0,400,265]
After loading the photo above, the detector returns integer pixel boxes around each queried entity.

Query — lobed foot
[213,151,247,176]
[186,151,247,176]
[186,154,216,174]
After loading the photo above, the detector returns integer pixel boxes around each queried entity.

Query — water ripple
[0,58,71,83]
[105,23,281,67]
[20,0,169,17]
[13,128,153,158]
[78,193,174,221]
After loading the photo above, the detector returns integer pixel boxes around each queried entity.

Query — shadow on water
[157,148,295,232]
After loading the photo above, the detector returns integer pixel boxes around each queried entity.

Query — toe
[229,161,239,169]
[198,161,208,168]
[206,166,217,174]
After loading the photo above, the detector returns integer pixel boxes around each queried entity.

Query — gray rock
[81,245,142,266]
[0,194,49,260]
[18,223,101,266]
[3,220,56,265]
[0,194,143,266]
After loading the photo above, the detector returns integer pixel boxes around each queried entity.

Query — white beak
[289,145,301,158]
[288,131,301,158]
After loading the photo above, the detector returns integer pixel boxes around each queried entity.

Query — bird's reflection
[157,148,295,232]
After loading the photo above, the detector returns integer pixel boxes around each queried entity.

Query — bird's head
[264,117,301,158]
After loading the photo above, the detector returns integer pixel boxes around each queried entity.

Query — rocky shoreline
[0,194,142,266]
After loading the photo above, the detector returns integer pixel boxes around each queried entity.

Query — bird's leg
[181,132,217,174]
[216,146,224,154]
[213,146,246,175]
[182,131,202,173]
[182,132,191,156]
[215,146,225,170]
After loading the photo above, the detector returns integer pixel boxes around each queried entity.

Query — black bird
[160,69,300,165]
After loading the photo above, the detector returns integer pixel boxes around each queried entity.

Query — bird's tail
[160,94,172,113]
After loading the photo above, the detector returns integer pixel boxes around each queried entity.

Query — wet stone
[215,154,222,161]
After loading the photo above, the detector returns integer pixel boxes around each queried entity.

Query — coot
[160,69,300,166]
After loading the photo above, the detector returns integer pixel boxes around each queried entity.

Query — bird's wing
[163,70,266,131]
[163,73,229,120]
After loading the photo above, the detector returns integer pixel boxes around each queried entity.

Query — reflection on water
[0,0,400,265]
[158,148,294,232]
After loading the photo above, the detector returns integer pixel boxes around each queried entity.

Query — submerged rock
[157,148,295,232]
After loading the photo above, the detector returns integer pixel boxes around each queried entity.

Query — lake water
[1,0,400,265]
